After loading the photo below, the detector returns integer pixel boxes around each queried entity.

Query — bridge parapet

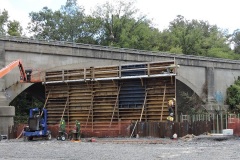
[1,36,240,69]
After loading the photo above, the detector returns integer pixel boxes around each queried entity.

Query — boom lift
[1,60,45,140]
[0,59,41,83]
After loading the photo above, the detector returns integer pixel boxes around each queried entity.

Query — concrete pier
[0,106,15,136]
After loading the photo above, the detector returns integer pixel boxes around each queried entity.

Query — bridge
[1,36,240,134]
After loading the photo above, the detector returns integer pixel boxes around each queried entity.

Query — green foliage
[10,92,43,124]
[178,91,205,115]
[231,29,240,54]
[169,46,182,54]
[167,15,231,56]
[7,20,22,36]
[0,9,9,35]
[25,1,236,59]
[204,47,235,59]
[28,0,95,43]
[226,77,240,112]
[27,0,161,50]
[0,9,23,36]
[91,0,159,50]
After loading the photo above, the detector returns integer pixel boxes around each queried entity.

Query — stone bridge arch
[176,75,205,100]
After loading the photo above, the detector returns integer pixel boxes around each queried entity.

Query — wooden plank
[139,90,147,122]
[160,84,166,121]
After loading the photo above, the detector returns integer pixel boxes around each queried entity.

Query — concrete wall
[177,65,206,100]
[0,106,15,135]
[214,68,240,104]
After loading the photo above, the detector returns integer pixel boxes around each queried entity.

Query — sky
[0,0,239,35]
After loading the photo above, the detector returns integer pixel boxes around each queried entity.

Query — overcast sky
[0,0,239,35]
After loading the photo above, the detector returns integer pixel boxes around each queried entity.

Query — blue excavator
[23,108,51,141]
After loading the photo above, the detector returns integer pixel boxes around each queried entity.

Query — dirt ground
[0,135,239,160]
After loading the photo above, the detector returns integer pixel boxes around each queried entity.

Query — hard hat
[173,98,176,101]
[170,113,174,116]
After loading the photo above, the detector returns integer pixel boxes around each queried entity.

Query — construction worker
[167,64,175,73]
[167,113,174,121]
[168,98,175,116]
[167,99,175,122]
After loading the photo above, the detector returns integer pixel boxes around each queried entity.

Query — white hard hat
[173,133,177,139]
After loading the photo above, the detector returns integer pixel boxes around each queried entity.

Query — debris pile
[181,134,196,141]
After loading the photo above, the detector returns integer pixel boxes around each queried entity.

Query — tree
[0,9,9,35]
[178,91,205,115]
[166,15,232,56]
[226,77,240,113]
[91,0,160,50]
[7,20,22,36]
[231,29,240,54]
[168,15,199,55]
[28,0,98,43]
[10,92,43,123]
[25,1,239,59]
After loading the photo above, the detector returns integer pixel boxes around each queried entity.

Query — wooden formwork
[44,60,177,132]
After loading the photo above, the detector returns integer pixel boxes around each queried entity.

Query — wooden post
[92,67,95,81]
[130,120,138,138]
[139,90,148,122]
[119,65,121,78]
[85,82,94,130]
[160,84,166,121]
[92,82,94,132]
[41,90,51,116]
[110,85,121,127]
[62,70,64,82]
[84,68,86,81]
[147,63,150,76]
[67,84,69,130]
[61,98,69,120]
[68,98,69,132]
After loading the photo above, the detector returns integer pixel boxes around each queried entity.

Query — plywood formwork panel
[93,66,119,79]
[145,77,175,121]
[44,60,177,128]
[93,80,118,122]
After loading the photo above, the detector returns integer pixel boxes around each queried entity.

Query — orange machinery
[0,59,42,83]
